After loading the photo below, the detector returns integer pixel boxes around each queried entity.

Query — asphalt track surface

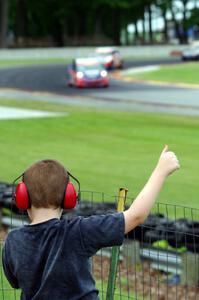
[0,58,199,116]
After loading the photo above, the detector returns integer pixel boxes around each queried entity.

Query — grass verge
[0,58,71,68]
[0,55,175,69]
[123,62,199,85]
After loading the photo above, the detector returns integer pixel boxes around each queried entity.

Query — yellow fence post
[106,188,128,300]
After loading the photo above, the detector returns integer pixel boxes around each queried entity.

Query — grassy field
[0,98,198,211]
[124,62,199,85]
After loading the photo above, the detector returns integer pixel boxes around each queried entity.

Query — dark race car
[66,58,109,88]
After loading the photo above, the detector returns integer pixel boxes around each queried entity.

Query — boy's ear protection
[13,171,80,210]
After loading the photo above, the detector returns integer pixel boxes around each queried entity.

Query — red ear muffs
[63,182,77,209]
[14,181,78,210]
[15,182,29,210]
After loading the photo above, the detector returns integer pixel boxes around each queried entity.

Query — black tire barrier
[0,182,199,253]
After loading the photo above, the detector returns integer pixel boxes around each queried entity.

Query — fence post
[106,188,128,300]
[122,239,141,266]
[181,252,199,286]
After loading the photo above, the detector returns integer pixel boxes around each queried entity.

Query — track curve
[0,58,180,95]
[0,58,199,116]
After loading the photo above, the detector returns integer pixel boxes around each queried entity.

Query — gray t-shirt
[2,213,124,300]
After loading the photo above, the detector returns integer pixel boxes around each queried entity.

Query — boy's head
[23,159,69,209]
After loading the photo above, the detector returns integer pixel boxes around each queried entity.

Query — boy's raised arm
[123,145,180,234]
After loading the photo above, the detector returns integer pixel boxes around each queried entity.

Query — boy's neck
[27,206,63,225]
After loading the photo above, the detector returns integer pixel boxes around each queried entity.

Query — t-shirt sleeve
[79,212,125,257]
[2,241,19,289]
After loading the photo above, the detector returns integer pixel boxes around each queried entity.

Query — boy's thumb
[161,145,169,155]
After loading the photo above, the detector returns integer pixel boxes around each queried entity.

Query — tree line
[0,0,199,48]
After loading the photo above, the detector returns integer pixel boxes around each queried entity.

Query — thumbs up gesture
[156,145,180,177]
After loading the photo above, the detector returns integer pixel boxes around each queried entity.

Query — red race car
[67,58,109,88]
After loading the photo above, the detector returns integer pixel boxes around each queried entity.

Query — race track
[0,59,199,116]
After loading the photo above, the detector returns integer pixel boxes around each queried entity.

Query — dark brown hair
[23,159,69,208]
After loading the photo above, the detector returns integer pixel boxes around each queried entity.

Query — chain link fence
[0,184,199,299]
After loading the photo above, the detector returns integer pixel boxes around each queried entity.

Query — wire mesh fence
[0,184,199,299]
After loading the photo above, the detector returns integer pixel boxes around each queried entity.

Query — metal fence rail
[0,186,199,299]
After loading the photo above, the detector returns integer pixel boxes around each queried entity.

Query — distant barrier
[0,183,199,299]
[0,45,187,62]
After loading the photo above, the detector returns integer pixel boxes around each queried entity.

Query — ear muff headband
[13,170,80,210]
[63,172,81,210]
[15,181,30,210]
[67,171,81,202]
[12,173,30,210]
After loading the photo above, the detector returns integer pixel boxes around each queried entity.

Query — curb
[111,71,199,90]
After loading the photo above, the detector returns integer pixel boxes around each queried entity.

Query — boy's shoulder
[5,213,123,241]
[4,226,24,243]
[6,226,21,237]
[4,216,82,240]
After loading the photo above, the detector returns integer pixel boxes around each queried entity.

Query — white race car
[94,47,123,69]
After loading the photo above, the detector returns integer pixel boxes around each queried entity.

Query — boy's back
[2,151,180,299]
[3,213,124,300]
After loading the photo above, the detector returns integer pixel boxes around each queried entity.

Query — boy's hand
[123,145,180,233]
[156,145,180,177]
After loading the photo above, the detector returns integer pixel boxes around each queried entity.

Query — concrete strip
[1,87,199,117]
[0,105,66,120]
[121,65,160,75]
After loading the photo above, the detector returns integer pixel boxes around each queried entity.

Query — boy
[2,145,179,300]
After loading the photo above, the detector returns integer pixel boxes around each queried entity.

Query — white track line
[0,106,66,120]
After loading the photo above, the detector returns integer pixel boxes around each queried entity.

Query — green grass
[0,98,198,212]
[0,58,71,68]
[124,62,199,85]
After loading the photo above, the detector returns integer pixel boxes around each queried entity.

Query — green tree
[0,0,8,47]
